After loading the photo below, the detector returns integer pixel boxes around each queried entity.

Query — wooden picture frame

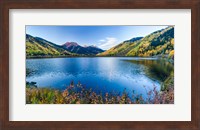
[0,0,199,129]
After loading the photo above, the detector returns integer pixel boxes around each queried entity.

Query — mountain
[84,45,105,55]
[26,34,104,57]
[26,26,174,58]
[98,37,143,56]
[123,37,143,43]
[26,34,74,57]
[99,26,174,57]
[62,42,104,55]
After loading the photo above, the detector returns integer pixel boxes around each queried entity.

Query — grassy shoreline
[26,81,174,104]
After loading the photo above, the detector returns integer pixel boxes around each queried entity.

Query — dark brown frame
[0,0,200,130]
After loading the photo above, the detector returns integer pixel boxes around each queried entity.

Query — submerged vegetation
[26,81,174,104]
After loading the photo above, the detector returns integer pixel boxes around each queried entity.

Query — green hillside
[99,26,174,58]
[98,37,143,56]
[26,34,75,57]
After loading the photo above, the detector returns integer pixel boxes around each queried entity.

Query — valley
[26,26,174,60]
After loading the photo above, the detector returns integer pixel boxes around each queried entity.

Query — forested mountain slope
[99,26,174,58]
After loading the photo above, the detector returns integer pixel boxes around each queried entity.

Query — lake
[26,57,173,98]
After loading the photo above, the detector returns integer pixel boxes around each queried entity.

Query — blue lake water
[26,57,173,98]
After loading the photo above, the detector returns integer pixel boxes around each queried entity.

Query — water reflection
[26,57,172,98]
[124,59,174,82]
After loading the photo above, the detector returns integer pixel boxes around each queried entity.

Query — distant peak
[83,44,98,48]
[63,42,79,47]
[88,45,97,48]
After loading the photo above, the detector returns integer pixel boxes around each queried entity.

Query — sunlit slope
[26,34,74,56]
[98,37,143,56]
[98,26,174,57]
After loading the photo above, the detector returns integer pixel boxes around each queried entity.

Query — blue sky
[26,26,168,50]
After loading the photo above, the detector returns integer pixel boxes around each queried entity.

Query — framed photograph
[0,0,199,129]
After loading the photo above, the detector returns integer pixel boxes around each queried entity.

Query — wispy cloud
[99,39,105,42]
[97,37,118,50]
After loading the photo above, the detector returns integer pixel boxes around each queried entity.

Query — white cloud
[97,37,118,50]
[99,39,105,42]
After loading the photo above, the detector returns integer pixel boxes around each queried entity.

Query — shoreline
[26,81,174,104]
[26,55,154,59]
[26,55,174,64]
[26,55,170,59]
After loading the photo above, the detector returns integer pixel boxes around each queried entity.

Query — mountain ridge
[26,34,104,57]
[26,34,74,56]
[62,42,104,55]
[98,26,174,58]
[26,26,174,58]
